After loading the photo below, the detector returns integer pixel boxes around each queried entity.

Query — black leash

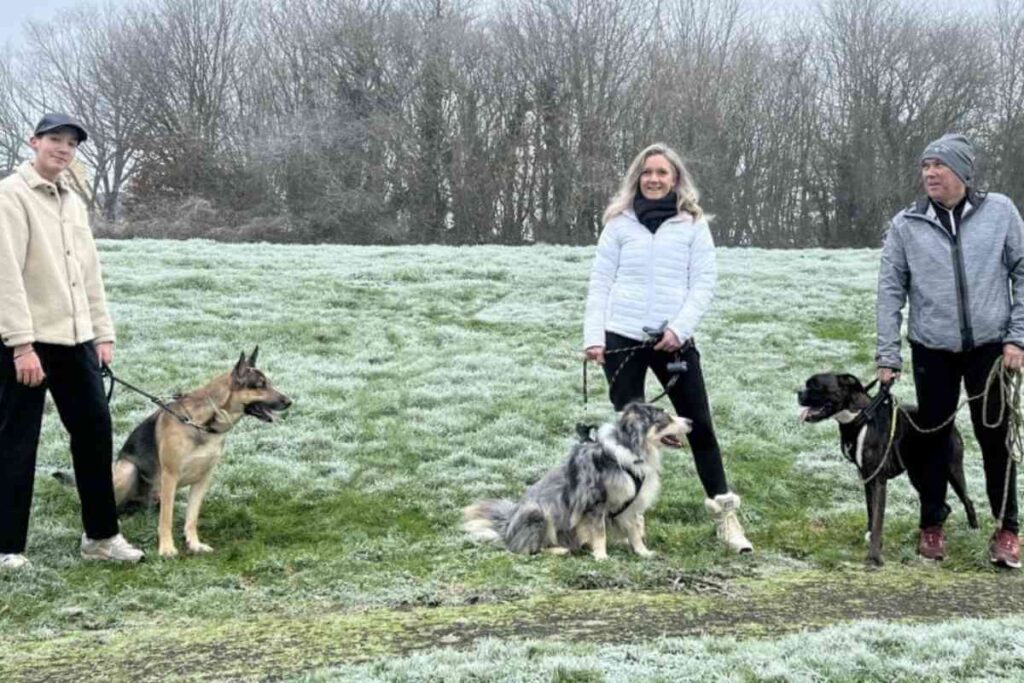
[582,321,690,407]
[101,365,221,434]
[850,379,890,432]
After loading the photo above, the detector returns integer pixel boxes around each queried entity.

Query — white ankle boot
[705,492,753,553]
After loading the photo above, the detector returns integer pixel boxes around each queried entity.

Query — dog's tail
[503,501,548,554]
[463,498,550,554]
[52,470,76,488]
[462,499,515,543]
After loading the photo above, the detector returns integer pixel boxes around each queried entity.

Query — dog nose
[282,396,293,409]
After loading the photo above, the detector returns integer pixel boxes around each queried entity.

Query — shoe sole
[989,556,1021,569]
[80,552,144,563]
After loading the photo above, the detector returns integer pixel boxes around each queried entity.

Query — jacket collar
[623,208,694,226]
[16,161,70,194]
[908,188,986,218]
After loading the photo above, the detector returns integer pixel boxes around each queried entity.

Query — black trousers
[0,342,119,553]
[602,331,729,497]
[910,342,1018,533]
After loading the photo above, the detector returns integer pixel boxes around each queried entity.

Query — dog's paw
[544,546,570,556]
[634,547,656,558]
[592,551,609,561]
[158,545,179,558]
[187,541,214,554]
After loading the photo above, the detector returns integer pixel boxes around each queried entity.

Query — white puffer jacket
[583,210,716,349]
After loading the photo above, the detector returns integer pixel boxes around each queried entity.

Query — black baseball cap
[33,113,88,143]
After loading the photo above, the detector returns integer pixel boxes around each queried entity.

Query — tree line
[1,0,1022,247]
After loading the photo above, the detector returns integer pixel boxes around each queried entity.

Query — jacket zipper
[950,226,974,350]
[928,205,974,351]
[645,228,656,323]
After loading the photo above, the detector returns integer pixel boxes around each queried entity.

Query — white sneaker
[80,533,145,562]
[0,553,31,570]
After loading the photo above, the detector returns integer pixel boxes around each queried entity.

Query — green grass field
[2,240,1023,681]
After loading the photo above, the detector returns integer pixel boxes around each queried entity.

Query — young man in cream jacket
[0,113,143,568]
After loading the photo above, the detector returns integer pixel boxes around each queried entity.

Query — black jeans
[0,342,119,553]
[910,342,1018,533]
[602,331,729,497]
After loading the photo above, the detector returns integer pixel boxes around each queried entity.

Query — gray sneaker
[80,533,145,562]
[0,553,30,570]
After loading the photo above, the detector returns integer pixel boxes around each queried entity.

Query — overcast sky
[0,0,119,45]
[0,0,994,47]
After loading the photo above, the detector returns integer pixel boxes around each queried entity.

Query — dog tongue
[797,407,812,423]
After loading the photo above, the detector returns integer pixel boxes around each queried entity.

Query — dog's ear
[617,403,646,451]
[248,346,259,367]
[837,374,864,392]
[232,352,248,381]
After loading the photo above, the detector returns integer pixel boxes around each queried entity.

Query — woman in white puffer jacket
[583,143,752,553]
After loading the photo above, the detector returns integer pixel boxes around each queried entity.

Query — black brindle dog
[798,373,979,565]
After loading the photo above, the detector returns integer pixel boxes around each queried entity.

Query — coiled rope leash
[896,358,1024,526]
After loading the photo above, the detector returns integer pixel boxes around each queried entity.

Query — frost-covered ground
[318,616,1024,682]
[1,240,1019,680]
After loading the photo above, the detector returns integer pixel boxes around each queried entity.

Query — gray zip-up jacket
[876,191,1024,370]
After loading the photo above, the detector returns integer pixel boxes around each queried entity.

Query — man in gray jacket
[876,133,1024,568]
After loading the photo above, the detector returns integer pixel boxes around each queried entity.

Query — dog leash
[101,365,223,434]
[582,322,690,407]
[858,391,902,486]
[888,358,1023,525]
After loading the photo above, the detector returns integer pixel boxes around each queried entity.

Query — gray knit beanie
[920,133,975,187]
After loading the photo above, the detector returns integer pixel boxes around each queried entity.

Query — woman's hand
[95,341,114,367]
[585,346,605,365]
[13,344,45,387]
[653,328,683,353]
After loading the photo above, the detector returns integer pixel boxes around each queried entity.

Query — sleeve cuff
[2,331,36,347]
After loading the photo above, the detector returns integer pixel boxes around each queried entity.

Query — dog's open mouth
[798,405,830,423]
[245,403,279,423]
[660,434,684,448]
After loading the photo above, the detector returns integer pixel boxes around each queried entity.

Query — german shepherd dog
[797,372,978,565]
[463,403,691,560]
[55,348,291,557]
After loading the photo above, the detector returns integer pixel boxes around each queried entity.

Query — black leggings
[602,331,729,497]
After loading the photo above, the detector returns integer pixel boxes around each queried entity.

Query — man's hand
[1003,344,1024,372]
[585,346,605,365]
[876,367,901,385]
[653,328,683,353]
[95,341,114,367]
[13,344,45,387]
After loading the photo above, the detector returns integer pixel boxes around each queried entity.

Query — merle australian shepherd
[463,402,691,560]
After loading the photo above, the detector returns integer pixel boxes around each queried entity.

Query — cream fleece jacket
[0,162,115,348]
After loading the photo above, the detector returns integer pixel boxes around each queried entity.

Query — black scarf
[633,192,678,233]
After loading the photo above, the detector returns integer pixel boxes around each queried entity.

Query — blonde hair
[602,143,704,224]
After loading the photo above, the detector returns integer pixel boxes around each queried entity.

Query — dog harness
[576,424,647,519]
[842,383,901,485]
[610,468,646,519]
